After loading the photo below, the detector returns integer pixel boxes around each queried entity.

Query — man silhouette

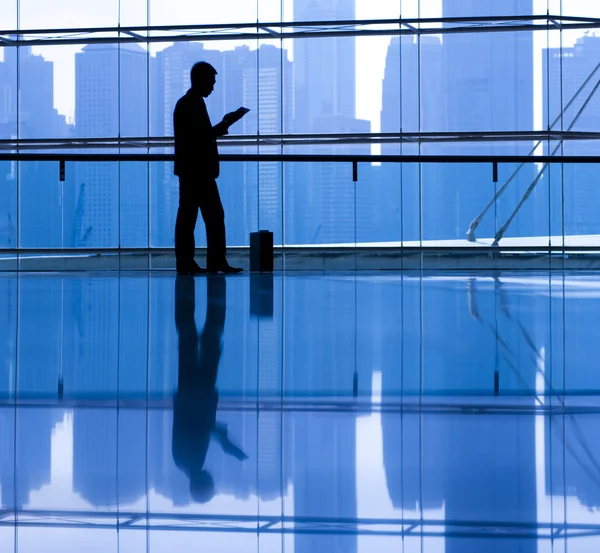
[173,61,244,274]
[172,275,248,504]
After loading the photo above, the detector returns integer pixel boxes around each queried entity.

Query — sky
[1,0,600,133]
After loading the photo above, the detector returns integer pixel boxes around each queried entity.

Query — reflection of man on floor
[173,275,248,503]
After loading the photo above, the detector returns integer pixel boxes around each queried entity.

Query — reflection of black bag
[250,230,273,272]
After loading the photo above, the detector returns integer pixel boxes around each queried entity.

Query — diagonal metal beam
[259,26,281,38]
[120,29,146,41]
[549,19,563,30]
[402,23,419,34]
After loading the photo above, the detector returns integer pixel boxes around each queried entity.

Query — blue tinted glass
[2,271,600,550]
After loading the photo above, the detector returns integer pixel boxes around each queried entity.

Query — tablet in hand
[227,107,250,124]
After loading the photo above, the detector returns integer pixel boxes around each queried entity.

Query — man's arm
[212,120,230,138]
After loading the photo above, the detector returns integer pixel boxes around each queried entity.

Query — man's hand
[215,107,249,137]
[223,107,250,126]
[213,119,230,137]
[223,112,237,125]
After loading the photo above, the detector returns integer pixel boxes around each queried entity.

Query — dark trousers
[175,176,226,269]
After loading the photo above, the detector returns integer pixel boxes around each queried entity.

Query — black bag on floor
[250,230,273,272]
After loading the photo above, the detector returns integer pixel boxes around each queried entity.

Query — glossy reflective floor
[1,270,600,552]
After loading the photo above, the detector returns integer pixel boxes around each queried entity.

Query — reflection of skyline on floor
[1,272,600,551]
[2,405,600,545]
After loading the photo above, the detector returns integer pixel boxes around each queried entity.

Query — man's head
[190,62,217,97]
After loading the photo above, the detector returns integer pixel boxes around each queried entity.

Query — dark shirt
[173,89,221,179]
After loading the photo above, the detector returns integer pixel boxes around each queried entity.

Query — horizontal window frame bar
[3,14,599,36]
[2,15,600,46]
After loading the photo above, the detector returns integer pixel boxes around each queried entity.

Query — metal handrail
[2,130,600,151]
[1,153,600,163]
[3,152,600,253]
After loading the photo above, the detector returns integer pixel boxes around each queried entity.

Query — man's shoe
[208,263,243,274]
[190,261,209,274]
[176,262,208,275]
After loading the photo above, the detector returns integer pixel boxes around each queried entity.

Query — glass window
[4,0,600,249]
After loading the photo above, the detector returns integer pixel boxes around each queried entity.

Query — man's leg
[198,179,241,273]
[175,178,201,271]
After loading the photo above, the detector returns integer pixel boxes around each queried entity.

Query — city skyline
[4,31,600,135]
[2,0,599,134]
[3,0,600,248]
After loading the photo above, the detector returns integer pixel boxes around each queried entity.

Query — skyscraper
[290,0,371,245]
[543,35,600,237]
[220,45,254,246]
[380,35,444,242]
[293,0,356,132]
[430,0,536,242]
[0,46,67,247]
[311,114,370,244]
[72,43,148,247]
[241,44,292,245]
[0,52,17,247]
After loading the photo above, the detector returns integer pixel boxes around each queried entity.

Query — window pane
[120,0,148,27]
[288,36,356,134]
[19,161,63,247]
[68,161,119,248]
[120,161,149,248]
[0,41,18,249]
[149,0,257,26]
[256,158,283,245]
[220,160,256,247]
[0,46,17,140]
[283,159,356,246]
[75,45,118,139]
[442,31,534,134]
[0,164,17,248]
[258,0,282,22]
[563,163,600,245]
[441,0,542,17]
[18,0,118,28]
[150,161,176,248]
[119,44,149,138]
